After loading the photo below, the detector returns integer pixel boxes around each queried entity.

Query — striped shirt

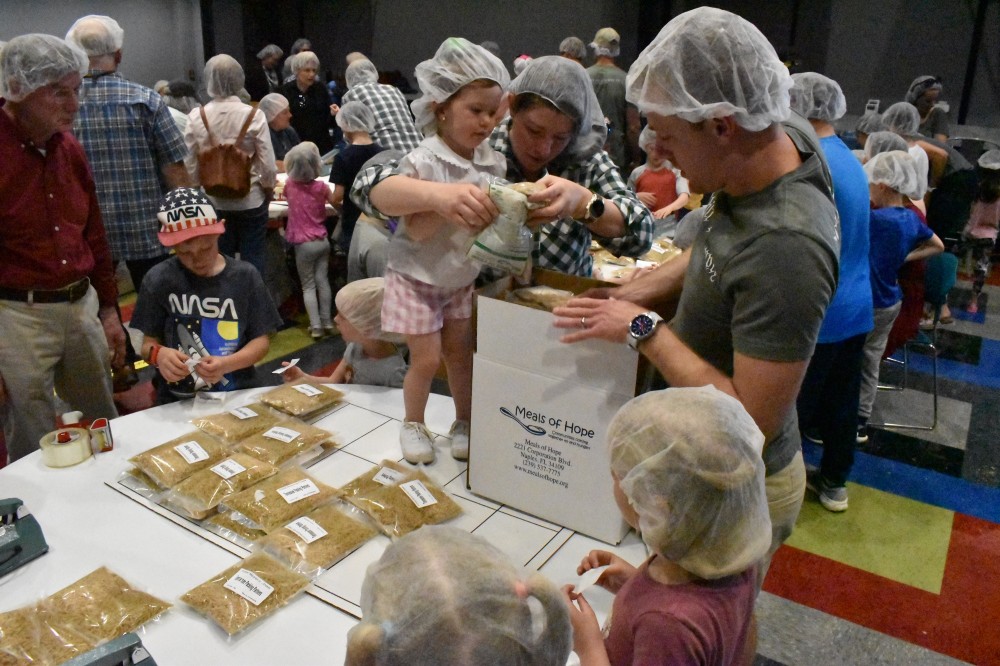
[73,71,188,260]
[342,82,422,153]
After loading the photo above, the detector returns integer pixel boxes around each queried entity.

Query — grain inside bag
[129,430,230,488]
[167,453,278,520]
[236,418,336,466]
[192,402,281,444]
[257,502,378,573]
[259,381,344,418]
[221,468,338,532]
[342,466,462,537]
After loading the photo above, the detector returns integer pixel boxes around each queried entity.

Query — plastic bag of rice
[336,460,417,500]
[202,511,268,550]
[257,502,378,574]
[258,381,344,418]
[180,552,310,635]
[118,466,165,501]
[192,402,281,444]
[166,453,278,520]
[129,430,230,488]
[236,419,335,467]
[0,606,96,665]
[221,468,338,533]
[345,470,462,538]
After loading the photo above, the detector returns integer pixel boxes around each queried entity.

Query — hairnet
[283,140,322,182]
[348,526,571,666]
[480,40,501,58]
[979,149,1000,171]
[590,27,620,58]
[258,92,289,122]
[882,102,920,137]
[855,111,884,136]
[558,36,586,60]
[65,15,124,57]
[204,54,245,98]
[513,55,532,76]
[345,58,378,88]
[290,38,311,55]
[290,51,319,75]
[257,44,282,61]
[905,75,942,105]
[789,72,846,122]
[607,386,771,580]
[0,34,88,103]
[638,125,656,153]
[411,37,510,136]
[164,80,199,114]
[334,278,402,343]
[336,100,375,133]
[153,79,169,95]
[626,7,792,132]
[863,131,908,161]
[864,150,924,200]
[509,55,606,160]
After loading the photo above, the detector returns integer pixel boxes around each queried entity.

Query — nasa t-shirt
[131,255,283,398]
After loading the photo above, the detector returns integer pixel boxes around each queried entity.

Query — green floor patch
[790,483,953,594]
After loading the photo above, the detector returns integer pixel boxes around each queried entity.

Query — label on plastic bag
[174,440,210,464]
[286,516,328,543]
[372,467,406,486]
[277,479,320,504]
[263,427,300,443]
[292,384,323,397]
[211,458,247,479]
[223,568,274,606]
[400,480,438,508]
[229,406,259,420]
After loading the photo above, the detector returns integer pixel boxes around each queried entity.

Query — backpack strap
[235,108,257,144]
[199,106,218,147]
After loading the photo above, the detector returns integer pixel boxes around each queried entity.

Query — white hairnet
[345,51,368,65]
[258,93,289,123]
[334,278,402,343]
[882,102,920,137]
[289,38,311,55]
[509,55,606,160]
[153,79,169,95]
[257,44,282,61]
[608,386,771,580]
[864,150,924,200]
[348,526,571,666]
[411,37,510,136]
[345,58,378,89]
[855,111,885,136]
[65,15,124,57]
[638,125,656,153]
[290,51,319,74]
[558,36,586,60]
[480,40,501,58]
[0,34,88,103]
[283,141,322,182]
[905,75,942,105]
[978,149,1000,171]
[864,131,908,161]
[789,72,846,122]
[336,100,375,133]
[626,7,792,132]
[513,55,532,77]
[590,27,620,59]
[204,54,245,98]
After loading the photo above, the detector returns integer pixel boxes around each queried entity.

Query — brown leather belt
[0,277,91,304]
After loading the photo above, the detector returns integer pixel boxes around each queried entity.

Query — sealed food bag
[129,430,230,488]
[192,402,281,444]
[257,502,378,574]
[118,467,166,501]
[467,181,535,274]
[167,453,279,520]
[203,511,268,550]
[0,606,96,665]
[506,285,575,312]
[346,470,462,538]
[236,418,336,467]
[259,381,344,418]
[337,460,419,501]
[221,468,338,533]
[180,551,311,635]
[40,567,171,642]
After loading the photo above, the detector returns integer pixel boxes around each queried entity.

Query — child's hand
[281,363,306,383]
[427,181,498,232]
[578,550,637,594]
[329,103,340,116]
[195,356,228,385]
[653,206,674,219]
[156,347,192,383]
[561,586,609,664]
[637,191,657,208]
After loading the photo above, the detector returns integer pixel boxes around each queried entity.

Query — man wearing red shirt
[0,34,125,463]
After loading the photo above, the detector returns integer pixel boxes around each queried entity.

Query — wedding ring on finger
[581,317,587,328]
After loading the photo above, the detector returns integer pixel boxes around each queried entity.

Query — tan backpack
[197,106,257,198]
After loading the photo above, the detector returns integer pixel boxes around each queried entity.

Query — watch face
[630,314,655,338]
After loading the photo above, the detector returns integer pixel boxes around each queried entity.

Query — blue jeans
[217,202,268,277]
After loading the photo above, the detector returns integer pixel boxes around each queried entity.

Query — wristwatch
[627,312,664,350]
[578,193,605,224]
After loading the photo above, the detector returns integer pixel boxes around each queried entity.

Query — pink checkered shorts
[381,269,474,335]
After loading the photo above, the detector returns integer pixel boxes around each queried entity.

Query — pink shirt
[964,199,1000,241]
[284,178,331,244]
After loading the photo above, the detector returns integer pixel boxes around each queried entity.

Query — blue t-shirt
[869,206,933,309]
[817,135,874,342]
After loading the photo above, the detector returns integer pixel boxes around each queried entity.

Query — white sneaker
[400,421,435,464]
[449,420,470,461]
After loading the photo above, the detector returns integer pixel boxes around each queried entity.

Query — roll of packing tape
[40,428,92,468]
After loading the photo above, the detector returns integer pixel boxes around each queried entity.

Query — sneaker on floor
[806,470,849,512]
[400,421,435,464]
[856,420,869,444]
[310,327,323,340]
[802,428,823,444]
[449,420,470,461]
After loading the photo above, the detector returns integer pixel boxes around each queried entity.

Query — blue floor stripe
[899,338,1000,388]
[802,440,1000,524]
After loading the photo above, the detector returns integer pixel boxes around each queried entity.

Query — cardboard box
[468,270,639,544]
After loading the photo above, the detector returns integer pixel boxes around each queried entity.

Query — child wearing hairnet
[377,37,511,464]
[564,386,770,665]
[847,152,944,478]
[961,150,1000,314]
[628,126,690,239]
[330,101,384,254]
[281,277,406,386]
[282,141,339,339]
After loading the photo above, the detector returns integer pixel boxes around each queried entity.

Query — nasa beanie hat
[157,188,226,247]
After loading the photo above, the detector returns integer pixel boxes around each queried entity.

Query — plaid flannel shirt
[73,71,188,260]
[350,118,652,276]
[342,82,423,153]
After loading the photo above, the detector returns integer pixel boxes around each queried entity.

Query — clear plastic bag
[166,453,279,520]
[0,606,96,665]
[336,460,414,501]
[129,430,230,488]
[467,181,535,274]
[202,511,268,550]
[343,465,463,538]
[258,381,345,418]
[117,466,166,501]
[220,468,338,533]
[257,501,378,575]
[235,419,335,467]
[192,402,282,444]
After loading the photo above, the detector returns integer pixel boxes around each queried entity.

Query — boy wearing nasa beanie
[130,188,283,402]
